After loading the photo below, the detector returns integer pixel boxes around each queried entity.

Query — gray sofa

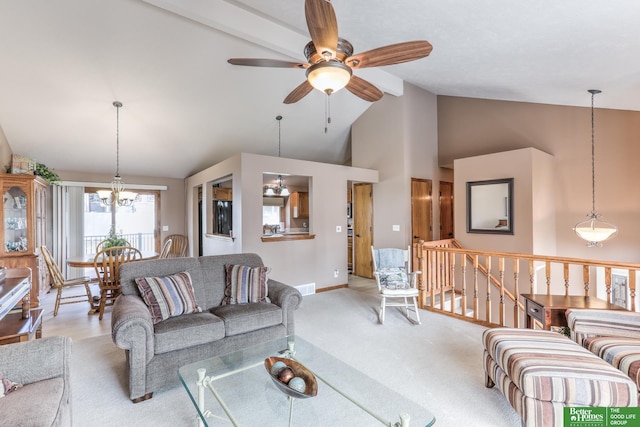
[111,253,303,402]
[0,336,72,426]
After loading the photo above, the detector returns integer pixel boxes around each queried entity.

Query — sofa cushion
[584,336,640,390]
[211,303,282,336]
[154,312,225,354]
[223,264,270,305]
[135,271,202,324]
[0,377,63,426]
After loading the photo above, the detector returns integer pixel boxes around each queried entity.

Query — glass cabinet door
[4,186,28,253]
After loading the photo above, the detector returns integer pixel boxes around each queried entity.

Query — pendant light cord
[590,91,596,214]
[276,115,282,157]
[114,101,122,178]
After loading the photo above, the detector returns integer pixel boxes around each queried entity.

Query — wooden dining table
[66,251,159,269]
[66,251,159,314]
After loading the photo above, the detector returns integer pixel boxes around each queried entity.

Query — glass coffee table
[178,335,436,427]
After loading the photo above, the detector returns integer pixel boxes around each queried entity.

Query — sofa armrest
[268,279,302,335]
[112,295,155,362]
[112,295,157,400]
[0,336,71,386]
[566,308,640,345]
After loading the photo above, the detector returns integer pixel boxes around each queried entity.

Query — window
[262,205,281,226]
[84,188,160,253]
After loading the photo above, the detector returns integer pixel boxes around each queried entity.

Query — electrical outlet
[392,225,400,231]
[162,225,169,231]
[336,226,342,232]
[334,269,339,278]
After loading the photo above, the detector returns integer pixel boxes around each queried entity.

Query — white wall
[439,96,640,263]
[453,148,556,255]
[352,83,440,249]
[185,153,378,289]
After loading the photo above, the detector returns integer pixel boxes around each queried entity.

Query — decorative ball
[288,376,306,393]
[270,361,287,376]
[277,367,295,384]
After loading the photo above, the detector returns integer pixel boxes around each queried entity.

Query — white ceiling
[1,0,639,179]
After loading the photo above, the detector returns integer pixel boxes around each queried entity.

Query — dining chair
[164,234,188,257]
[94,246,142,320]
[40,245,93,316]
[159,238,172,259]
[371,246,421,325]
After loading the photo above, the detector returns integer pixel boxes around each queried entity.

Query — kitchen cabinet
[0,174,50,307]
[212,187,232,201]
[288,191,309,219]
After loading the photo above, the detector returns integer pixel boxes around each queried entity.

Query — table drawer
[525,299,545,323]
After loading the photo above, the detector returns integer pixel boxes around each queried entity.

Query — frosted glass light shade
[574,213,618,247]
[306,62,352,94]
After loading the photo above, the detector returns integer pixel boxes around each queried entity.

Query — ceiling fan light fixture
[306,61,352,95]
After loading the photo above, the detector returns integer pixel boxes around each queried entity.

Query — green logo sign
[564,407,640,427]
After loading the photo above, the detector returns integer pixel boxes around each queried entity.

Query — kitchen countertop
[261,233,315,242]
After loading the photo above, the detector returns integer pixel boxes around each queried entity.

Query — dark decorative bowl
[264,356,318,399]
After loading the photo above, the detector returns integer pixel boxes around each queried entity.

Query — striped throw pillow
[223,264,270,305]
[135,271,201,324]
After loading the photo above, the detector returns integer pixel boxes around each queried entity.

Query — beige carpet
[71,287,521,426]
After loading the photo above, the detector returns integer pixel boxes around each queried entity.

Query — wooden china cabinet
[0,174,50,307]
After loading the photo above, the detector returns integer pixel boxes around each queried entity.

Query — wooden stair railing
[413,240,640,328]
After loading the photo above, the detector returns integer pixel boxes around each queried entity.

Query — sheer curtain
[52,185,84,277]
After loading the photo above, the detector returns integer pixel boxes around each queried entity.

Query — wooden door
[411,179,432,246]
[353,183,373,278]
[439,181,454,239]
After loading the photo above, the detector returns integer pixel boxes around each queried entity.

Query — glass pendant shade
[574,212,618,247]
[574,89,617,246]
[306,62,352,94]
[277,175,289,196]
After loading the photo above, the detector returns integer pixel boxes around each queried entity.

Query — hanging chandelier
[97,101,137,207]
[573,89,617,247]
[263,115,289,197]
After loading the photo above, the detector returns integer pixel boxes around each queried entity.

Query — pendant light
[97,101,137,207]
[573,89,617,246]
[263,115,289,196]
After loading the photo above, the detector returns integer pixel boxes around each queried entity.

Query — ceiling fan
[228,0,433,104]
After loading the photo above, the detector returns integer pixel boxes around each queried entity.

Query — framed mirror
[466,178,513,235]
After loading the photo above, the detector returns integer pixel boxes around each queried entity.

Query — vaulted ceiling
[0,0,639,179]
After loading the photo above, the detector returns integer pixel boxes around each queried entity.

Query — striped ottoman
[483,328,638,427]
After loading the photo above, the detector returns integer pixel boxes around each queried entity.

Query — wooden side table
[0,308,43,345]
[521,294,626,330]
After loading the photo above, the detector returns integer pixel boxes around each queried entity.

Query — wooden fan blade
[284,80,314,104]
[228,58,309,69]
[305,0,338,58]
[345,41,433,69]
[345,75,383,102]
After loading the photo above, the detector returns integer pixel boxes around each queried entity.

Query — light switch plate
[336,226,342,232]
[392,225,400,231]
[162,225,169,231]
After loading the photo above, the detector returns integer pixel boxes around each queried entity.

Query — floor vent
[294,283,316,296]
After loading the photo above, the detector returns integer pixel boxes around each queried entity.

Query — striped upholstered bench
[567,308,640,392]
[483,328,637,427]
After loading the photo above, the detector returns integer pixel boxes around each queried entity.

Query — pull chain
[324,94,332,133]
